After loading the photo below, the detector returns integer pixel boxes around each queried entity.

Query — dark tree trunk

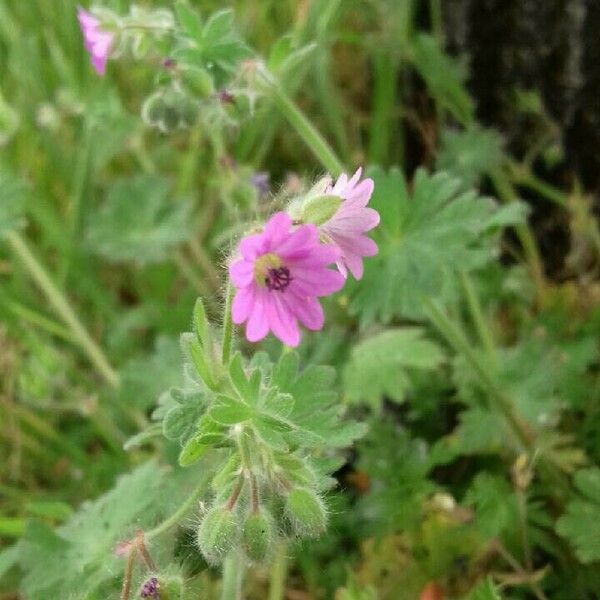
[443,0,600,193]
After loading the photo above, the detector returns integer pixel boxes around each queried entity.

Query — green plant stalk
[458,270,496,361]
[145,476,209,542]
[0,295,75,342]
[429,0,443,43]
[424,298,532,450]
[261,71,344,176]
[368,52,397,165]
[6,231,119,388]
[221,550,245,600]
[268,542,288,600]
[488,168,546,307]
[508,160,568,209]
[222,280,235,365]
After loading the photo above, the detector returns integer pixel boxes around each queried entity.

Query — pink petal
[274,224,318,258]
[267,294,300,347]
[77,7,99,29]
[346,167,362,189]
[335,234,378,258]
[288,292,324,330]
[91,54,108,76]
[240,234,265,260]
[344,253,365,279]
[246,289,269,342]
[286,244,340,268]
[263,212,292,250]
[331,173,348,195]
[232,287,254,324]
[344,178,374,204]
[290,268,345,296]
[229,258,254,287]
[92,32,113,58]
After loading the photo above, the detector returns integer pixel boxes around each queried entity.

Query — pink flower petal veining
[229,212,344,347]
[321,167,379,280]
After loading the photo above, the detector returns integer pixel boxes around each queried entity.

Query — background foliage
[1,0,600,599]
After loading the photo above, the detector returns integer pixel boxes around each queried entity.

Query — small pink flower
[321,167,379,279]
[77,7,114,76]
[230,212,345,347]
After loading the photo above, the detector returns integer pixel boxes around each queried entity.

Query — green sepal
[301,194,341,225]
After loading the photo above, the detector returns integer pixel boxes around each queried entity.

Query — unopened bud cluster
[196,470,327,565]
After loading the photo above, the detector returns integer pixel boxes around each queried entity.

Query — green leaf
[19,461,174,597]
[411,34,474,125]
[183,333,217,390]
[210,394,254,425]
[175,1,203,40]
[344,328,445,408]
[193,297,211,349]
[202,9,234,45]
[463,578,504,600]
[179,432,221,466]
[0,545,19,581]
[436,127,504,189]
[163,390,206,443]
[86,175,192,263]
[557,468,600,563]
[0,171,27,239]
[118,336,182,410]
[123,423,163,450]
[271,352,365,448]
[349,168,509,323]
[229,351,261,406]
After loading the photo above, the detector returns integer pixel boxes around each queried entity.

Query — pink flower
[77,7,114,76]
[230,212,345,347]
[321,167,379,279]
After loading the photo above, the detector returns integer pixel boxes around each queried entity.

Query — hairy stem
[120,546,137,600]
[258,69,344,176]
[424,298,532,449]
[488,168,546,307]
[268,542,288,600]
[6,231,119,388]
[459,270,496,361]
[222,280,235,364]
[221,550,245,600]
[145,477,209,542]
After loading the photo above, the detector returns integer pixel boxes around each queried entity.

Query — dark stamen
[265,266,292,292]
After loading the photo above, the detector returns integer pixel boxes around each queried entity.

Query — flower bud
[301,194,342,225]
[242,510,273,562]
[284,488,327,538]
[184,68,215,98]
[157,574,184,600]
[196,506,239,565]
[141,85,198,133]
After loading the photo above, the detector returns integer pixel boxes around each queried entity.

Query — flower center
[254,253,293,292]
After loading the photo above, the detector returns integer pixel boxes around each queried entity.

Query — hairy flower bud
[196,506,239,565]
[141,85,198,134]
[284,488,327,538]
[242,510,273,562]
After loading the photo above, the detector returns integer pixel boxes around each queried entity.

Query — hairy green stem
[259,69,344,176]
[459,270,496,361]
[221,550,245,600]
[145,477,209,542]
[424,298,532,450]
[222,280,235,364]
[488,168,546,307]
[6,231,119,388]
[268,542,288,600]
